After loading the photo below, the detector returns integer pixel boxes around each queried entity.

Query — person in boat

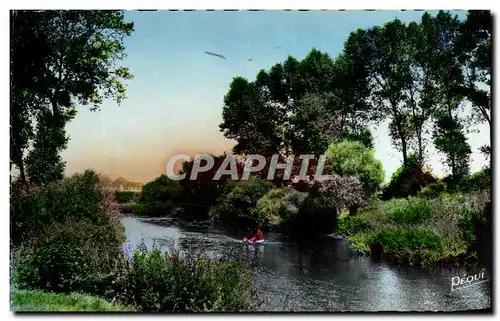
[244,225,264,243]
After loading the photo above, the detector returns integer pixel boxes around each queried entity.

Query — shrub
[371,228,442,253]
[250,188,307,228]
[209,177,273,228]
[458,170,491,193]
[387,197,431,224]
[418,181,447,199]
[14,218,125,296]
[10,170,113,245]
[115,191,137,203]
[289,183,338,235]
[382,154,436,200]
[326,140,384,195]
[336,214,369,237]
[113,249,255,312]
[138,175,183,204]
[132,201,184,217]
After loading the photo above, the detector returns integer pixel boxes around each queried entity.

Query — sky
[61,10,490,183]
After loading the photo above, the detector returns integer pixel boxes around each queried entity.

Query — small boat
[243,237,265,244]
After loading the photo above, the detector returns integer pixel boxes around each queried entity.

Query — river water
[121,215,491,312]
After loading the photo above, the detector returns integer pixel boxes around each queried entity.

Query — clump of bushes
[370,227,442,253]
[112,249,255,312]
[11,170,121,246]
[418,181,447,199]
[387,197,431,224]
[131,175,185,217]
[336,214,369,237]
[458,170,491,193]
[209,177,273,229]
[115,191,138,203]
[13,218,125,296]
[132,201,184,217]
[291,184,338,235]
[382,154,436,200]
[250,188,307,228]
[12,171,126,296]
[326,140,384,195]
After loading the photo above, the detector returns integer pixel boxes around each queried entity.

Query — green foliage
[458,170,491,193]
[371,228,442,253]
[131,202,184,217]
[11,10,134,184]
[113,249,255,312]
[336,214,369,237]
[341,126,374,149]
[251,188,307,228]
[10,170,114,245]
[386,197,431,224]
[14,218,125,295]
[382,154,436,199]
[11,290,134,311]
[326,140,384,194]
[209,177,273,228]
[418,181,447,199]
[139,175,183,203]
[290,184,338,235]
[433,110,472,181]
[115,190,137,203]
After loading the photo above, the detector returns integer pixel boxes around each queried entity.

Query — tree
[456,10,491,129]
[290,93,342,155]
[344,20,414,165]
[11,10,134,184]
[25,108,76,184]
[220,48,376,157]
[219,77,284,156]
[433,110,471,182]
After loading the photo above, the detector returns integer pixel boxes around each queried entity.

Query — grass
[11,290,134,312]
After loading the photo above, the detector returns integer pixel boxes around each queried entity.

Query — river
[121,215,491,312]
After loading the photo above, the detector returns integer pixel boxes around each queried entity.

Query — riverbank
[336,191,491,268]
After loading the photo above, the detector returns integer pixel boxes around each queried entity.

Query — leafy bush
[115,191,137,203]
[14,218,125,296]
[113,249,255,312]
[458,170,491,193]
[209,177,273,228]
[418,180,447,199]
[132,201,184,217]
[11,170,118,246]
[371,228,442,253]
[387,197,431,224]
[138,175,183,204]
[382,154,436,200]
[336,214,369,237]
[326,140,384,195]
[288,183,338,235]
[250,188,307,228]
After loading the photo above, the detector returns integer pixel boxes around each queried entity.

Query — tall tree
[425,11,471,179]
[456,10,492,129]
[344,20,414,165]
[11,10,134,184]
[433,110,471,181]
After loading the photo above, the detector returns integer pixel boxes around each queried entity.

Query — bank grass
[11,290,134,312]
[336,191,489,266]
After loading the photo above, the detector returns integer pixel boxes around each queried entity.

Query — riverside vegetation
[11,10,491,311]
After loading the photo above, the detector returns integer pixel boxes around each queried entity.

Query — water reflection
[121,215,491,312]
